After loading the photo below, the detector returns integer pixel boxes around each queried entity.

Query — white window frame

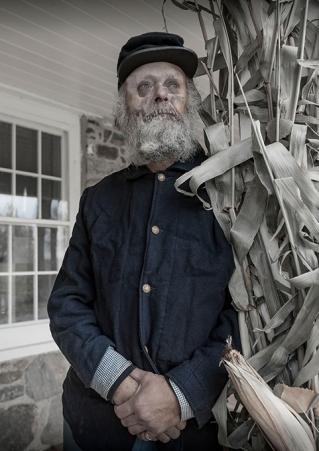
[0,89,81,362]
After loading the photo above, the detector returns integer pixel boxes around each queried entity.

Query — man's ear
[113,84,128,129]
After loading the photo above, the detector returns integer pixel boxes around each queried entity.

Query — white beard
[127,113,198,166]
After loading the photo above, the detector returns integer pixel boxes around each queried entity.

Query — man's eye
[138,81,152,92]
[167,80,179,89]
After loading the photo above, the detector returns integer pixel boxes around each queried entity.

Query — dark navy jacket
[48,151,240,450]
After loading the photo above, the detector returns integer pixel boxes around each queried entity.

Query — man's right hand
[112,374,140,405]
[138,421,187,443]
[113,370,187,443]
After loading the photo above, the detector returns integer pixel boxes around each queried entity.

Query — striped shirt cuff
[90,346,132,401]
[169,379,194,421]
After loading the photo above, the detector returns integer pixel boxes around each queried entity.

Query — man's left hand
[114,368,180,436]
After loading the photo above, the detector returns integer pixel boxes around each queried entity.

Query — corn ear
[222,345,316,451]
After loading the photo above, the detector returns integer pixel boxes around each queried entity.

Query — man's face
[124,62,188,120]
[115,61,200,166]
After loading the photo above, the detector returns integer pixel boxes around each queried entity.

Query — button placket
[152,174,164,237]
[138,171,168,369]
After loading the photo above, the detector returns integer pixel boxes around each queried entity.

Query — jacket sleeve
[165,290,240,428]
[47,188,134,391]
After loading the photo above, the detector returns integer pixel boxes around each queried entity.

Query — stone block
[96,144,118,160]
[41,395,63,446]
[43,353,69,389]
[0,370,23,385]
[0,404,37,450]
[0,384,24,402]
[110,131,125,147]
[0,357,31,384]
[87,156,114,180]
[25,353,68,402]
[103,129,112,142]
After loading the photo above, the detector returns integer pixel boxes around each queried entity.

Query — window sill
[0,320,58,362]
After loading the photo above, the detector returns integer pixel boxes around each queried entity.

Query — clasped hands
[112,368,186,443]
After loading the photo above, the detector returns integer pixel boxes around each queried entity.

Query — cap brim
[117,46,198,88]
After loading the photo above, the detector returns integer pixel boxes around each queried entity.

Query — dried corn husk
[273,384,319,415]
[223,346,316,451]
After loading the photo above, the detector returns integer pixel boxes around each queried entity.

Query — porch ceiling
[0,0,207,119]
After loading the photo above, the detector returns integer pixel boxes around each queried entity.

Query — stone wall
[81,115,131,189]
[0,352,69,451]
[0,115,128,451]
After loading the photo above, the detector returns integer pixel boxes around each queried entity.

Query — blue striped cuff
[90,346,132,401]
[169,379,194,421]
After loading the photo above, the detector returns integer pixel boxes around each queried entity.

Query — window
[0,90,81,361]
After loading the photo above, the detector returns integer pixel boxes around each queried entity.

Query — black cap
[117,32,198,89]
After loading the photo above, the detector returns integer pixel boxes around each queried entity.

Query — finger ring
[144,432,153,441]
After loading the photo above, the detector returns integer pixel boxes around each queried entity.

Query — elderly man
[48,32,240,451]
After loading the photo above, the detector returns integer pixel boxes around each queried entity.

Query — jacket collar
[124,149,206,180]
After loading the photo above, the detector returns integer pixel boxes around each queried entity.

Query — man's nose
[154,85,168,103]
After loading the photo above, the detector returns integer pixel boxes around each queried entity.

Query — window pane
[0,276,8,324]
[15,175,38,219]
[0,121,12,169]
[0,225,8,272]
[12,275,34,322]
[0,172,11,195]
[38,226,68,271]
[0,172,13,217]
[16,126,37,173]
[42,133,61,177]
[38,274,56,319]
[12,225,34,272]
[42,179,62,220]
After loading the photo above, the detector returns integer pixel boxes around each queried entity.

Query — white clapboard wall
[0,0,208,119]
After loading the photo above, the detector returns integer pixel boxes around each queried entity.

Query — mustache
[140,108,181,123]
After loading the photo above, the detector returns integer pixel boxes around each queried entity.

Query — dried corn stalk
[168,0,319,449]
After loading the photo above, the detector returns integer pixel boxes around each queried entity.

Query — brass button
[142,283,151,293]
[157,173,166,182]
[151,225,160,235]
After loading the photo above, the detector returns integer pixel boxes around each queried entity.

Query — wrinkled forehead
[124,61,187,88]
